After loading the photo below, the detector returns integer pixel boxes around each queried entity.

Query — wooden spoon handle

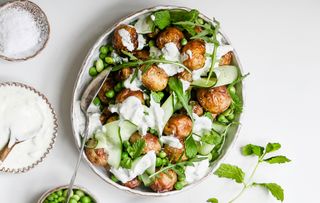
[0,143,13,162]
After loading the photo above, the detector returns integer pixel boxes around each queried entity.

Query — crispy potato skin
[130,132,161,154]
[115,67,132,81]
[123,178,141,189]
[141,64,168,91]
[85,148,108,167]
[156,27,184,50]
[219,51,233,66]
[190,100,204,116]
[112,24,138,52]
[196,86,232,114]
[133,50,150,61]
[99,107,113,124]
[106,114,119,123]
[98,78,115,104]
[164,139,188,163]
[177,70,192,82]
[182,40,206,70]
[147,28,160,38]
[150,169,177,192]
[163,114,193,139]
[115,88,144,104]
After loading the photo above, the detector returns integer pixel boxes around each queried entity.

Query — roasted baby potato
[163,114,193,139]
[150,169,177,192]
[141,64,168,91]
[156,27,184,50]
[129,132,161,154]
[115,88,144,104]
[181,40,206,70]
[112,24,138,52]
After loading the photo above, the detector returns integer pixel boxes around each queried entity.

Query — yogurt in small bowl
[0,82,58,173]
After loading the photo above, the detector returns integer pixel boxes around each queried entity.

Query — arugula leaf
[227,73,249,113]
[253,183,284,201]
[201,130,222,145]
[263,156,291,164]
[185,135,197,158]
[130,67,139,83]
[121,50,138,61]
[214,163,245,183]
[168,77,193,119]
[241,144,265,157]
[170,9,199,23]
[266,143,281,153]
[153,10,171,29]
[207,198,219,203]
[127,139,145,159]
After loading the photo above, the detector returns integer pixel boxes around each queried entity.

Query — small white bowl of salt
[0,0,50,61]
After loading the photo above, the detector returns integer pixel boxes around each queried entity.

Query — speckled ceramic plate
[0,0,50,61]
[0,82,58,173]
[71,6,245,196]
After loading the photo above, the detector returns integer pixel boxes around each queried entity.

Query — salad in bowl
[72,6,245,195]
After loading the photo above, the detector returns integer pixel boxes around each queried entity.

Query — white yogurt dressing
[118,28,135,51]
[193,113,212,141]
[123,70,143,91]
[137,34,146,50]
[160,135,183,149]
[185,158,210,184]
[158,42,184,76]
[180,79,191,92]
[109,96,164,135]
[0,86,54,169]
[149,46,162,58]
[110,150,156,183]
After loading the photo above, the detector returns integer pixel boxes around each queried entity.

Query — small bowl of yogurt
[0,0,50,61]
[0,82,58,173]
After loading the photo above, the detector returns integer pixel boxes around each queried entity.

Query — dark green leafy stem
[208,142,291,203]
[149,157,207,179]
[127,139,145,159]
[121,50,138,61]
[185,135,197,158]
[227,73,250,113]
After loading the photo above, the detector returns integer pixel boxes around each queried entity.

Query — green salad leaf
[153,10,171,29]
[214,163,245,183]
[185,135,197,158]
[266,143,281,153]
[263,156,291,164]
[253,183,284,201]
[201,130,222,145]
[127,139,145,159]
[170,9,199,23]
[241,144,265,157]
[207,198,219,203]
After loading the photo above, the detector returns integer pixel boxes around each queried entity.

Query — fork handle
[0,143,13,162]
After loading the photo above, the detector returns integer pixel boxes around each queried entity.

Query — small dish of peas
[38,185,97,203]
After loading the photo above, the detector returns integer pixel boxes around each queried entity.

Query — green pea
[47,195,54,201]
[114,82,123,92]
[105,57,114,64]
[105,89,115,98]
[80,196,92,203]
[100,45,108,54]
[217,115,229,123]
[229,86,236,94]
[181,38,187,46]
[56,190,63,197]
[222,109,233,117]
[89,67,97,77]
[148,40,155,47]
[107,45,114,52]
[121,152,129,159]
[99,53,106,59]
[174,182,184,190]
[53,193,58,199]
[178,175,186,181]
[226,113,235,121]
[75,190,85,198]
[158,92,164,99]
[111,175,119,182]
[44,200,49,203]
[95,59,104,72]
[162,157,169,165]
[92,97,101,106]
[156,157,163,167]
[159,151,166,158]
[71,194,80,201]
[63,189,73,197]
[69,198,77,203]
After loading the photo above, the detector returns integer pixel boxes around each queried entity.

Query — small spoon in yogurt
[0,128,37,163]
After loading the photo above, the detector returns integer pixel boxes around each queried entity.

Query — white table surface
[1,0,319,202]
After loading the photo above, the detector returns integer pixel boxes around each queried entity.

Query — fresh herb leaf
[201,130,222,145]
[263,156,291,164]
[227,73,249,113]
[151,91,163,103]
[185,135,197,158]
[253,183,284,201]
[153,10,171,29]
[204,112,214,121]
[120,156,132,169]
[214,163,245,183]
[241,144,265,157]
[130,67,139,83]
[127,139,145,159]
[121,50,138,61]
[266,143,281,153]
[170,9,199,23]
[168,77,193,119]
[207,198,219,203]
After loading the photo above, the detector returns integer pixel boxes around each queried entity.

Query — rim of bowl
[37,185,98,203]
[70,5,246,197]
[0,82,58,173]
[0,0,50,62]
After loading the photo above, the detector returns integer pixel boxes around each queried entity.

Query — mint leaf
[185,135,197,158]
[168,77,193,119]
[264,156,291,164]
[253,183,284,201]
[241,144,264,157]
[266,143,281,153]
[207,197,219,203]
[170,9,199,23]
[127,139,145,159]
[214,163,245,183]
[201,130,221,145]
[153,10,171,29]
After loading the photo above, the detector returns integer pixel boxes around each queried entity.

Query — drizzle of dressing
[192,113,213,140]
[123,70,143,91]
[158,42,184,76]
[185,158,210,184]
[160,135,183,149]
[118,28,135,51]
[137,34,146,50]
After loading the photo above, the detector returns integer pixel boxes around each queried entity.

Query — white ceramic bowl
[71,5,245,196]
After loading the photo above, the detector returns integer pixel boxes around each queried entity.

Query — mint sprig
[208,142,290,203]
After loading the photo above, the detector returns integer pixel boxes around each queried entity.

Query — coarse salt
[0,7,41,58]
